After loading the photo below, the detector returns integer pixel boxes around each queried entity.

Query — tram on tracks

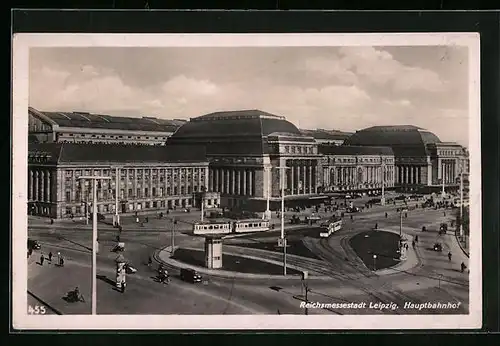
[319,216,343,238]
[192,219,270,235]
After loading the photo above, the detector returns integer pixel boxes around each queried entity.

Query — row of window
[283,145,317,155]
[64,198,193,215]
[65,185,206,202]
[60,133,169,141]
[327,157,393,164]
[66,168,206,177]
[439,150,461,157]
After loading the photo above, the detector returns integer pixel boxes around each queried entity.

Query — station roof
[319,145,394,156]
[300,129,353,141]
[168,109,314,155]
[344,125,442,157]
[28,143,207,164]
[29,107,181,133]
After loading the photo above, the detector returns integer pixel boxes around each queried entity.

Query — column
[242,169,247,195]
[248,170,254,196]
[40,171,45,202]
[302,165,307,194]
[308,163,312,194]
[408,166,413,185]
[29,170,33,201]
[236,170,241,195]
[290,165,295,195]
[46,171,51,202]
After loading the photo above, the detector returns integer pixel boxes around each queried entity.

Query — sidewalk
[374,228,420,276]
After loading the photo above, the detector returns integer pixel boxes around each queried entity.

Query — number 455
[28,305,46,314]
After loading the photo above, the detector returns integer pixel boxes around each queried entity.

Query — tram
[319,216,343,238]
[192,218,270,235]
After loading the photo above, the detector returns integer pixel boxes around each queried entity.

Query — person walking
[48,251,53,262]
[40,254,44,265]
[448,252,452,261]
[385,212,388,218]
[148,256,152,267]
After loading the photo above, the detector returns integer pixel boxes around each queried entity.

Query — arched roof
[344,125,441,157]
[168,110,308,156]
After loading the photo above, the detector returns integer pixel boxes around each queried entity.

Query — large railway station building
[27,107,469,218]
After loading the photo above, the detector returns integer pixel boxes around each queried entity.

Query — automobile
[439,223,448,235]
[346,206,360,213]
[433,243,443,252]
[28,238,41,250]
[124,263,137,274]
[180,268,202,283]
[112,242,125,252]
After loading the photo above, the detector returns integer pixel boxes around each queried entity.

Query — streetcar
[319,217,343,238]
[192,218,270,235]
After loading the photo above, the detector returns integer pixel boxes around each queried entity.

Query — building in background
[167,110,324,211]
[300,128,353,146]
[27,143,213,219]
[28,107,185,146]
[344,125,467,193]
[318,145,395,194]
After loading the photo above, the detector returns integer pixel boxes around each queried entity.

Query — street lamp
[441,162,446,198]
[373,254,377,271]
[113,167,121,227]
[78,175,111,315]
[459,171,464,240]
[274,165,290,276]
[264,166,272,220]
[381,160,386,206]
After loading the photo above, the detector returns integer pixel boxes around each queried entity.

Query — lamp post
[373,254,377,271]
[441,162,446,198]
[264,166,271,220]
[275,165,290,276]
[78,175,110,315]
[381,160,386,206]
[113,167,120,227]
[171,217,176,253]
[459,171,464,239]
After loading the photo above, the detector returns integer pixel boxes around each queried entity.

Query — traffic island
[172,248,302,276]
[349,230,402,271]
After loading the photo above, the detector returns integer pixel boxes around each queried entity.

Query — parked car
[28,238,41,250]
[180,268,202,283]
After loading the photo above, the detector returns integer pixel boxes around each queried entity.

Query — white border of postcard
[12,33,482,330]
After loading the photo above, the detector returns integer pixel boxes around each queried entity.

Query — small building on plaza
[318,145,396,194]
[27,142,211,219]
[28,107,184,146]
[166,109,325,211]
[344,125,468,193]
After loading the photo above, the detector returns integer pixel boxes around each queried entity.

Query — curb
[153,246,325,281]
[454,232,470,258]
[27,290,63,315]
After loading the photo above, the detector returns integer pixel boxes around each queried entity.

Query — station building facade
[344,125,469,193]
[28,107,184,146]
[318,145,396,194]
[166,110,323,210]
[27,143,214,219]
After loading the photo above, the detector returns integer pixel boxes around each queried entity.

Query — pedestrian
[148,256,152,267]
[60,257,65,267]
[145,217,149,223]
[448,252,452,261]
[28,248,33,257]
[40,254,44,265]
[405,212,408,218]
[385,212,388,218]
[415,235,419,242]
[461,262,466,273]
[412,240,415,248]
[48,251,53,262]
[121,283,126,293]
[375,223,378,230]
[350,215,353,220]
[50,218,54,225]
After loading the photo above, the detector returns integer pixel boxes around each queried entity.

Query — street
[27,199,469,315]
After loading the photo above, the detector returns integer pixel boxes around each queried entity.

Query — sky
[29,46,469,146]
